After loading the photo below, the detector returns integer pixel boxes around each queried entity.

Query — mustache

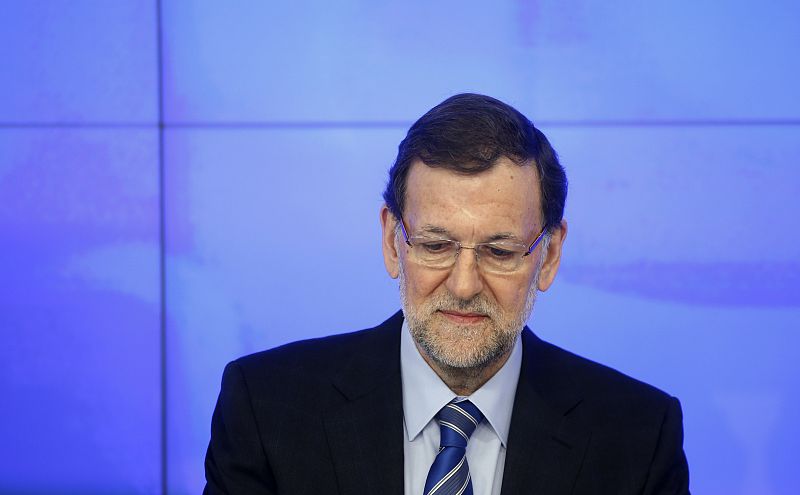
[430,293,496,316]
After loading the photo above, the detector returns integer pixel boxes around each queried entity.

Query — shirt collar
[400,319,523,447]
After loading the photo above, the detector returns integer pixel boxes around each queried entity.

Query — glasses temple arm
[398,217,413,246]
[525,227,548,256]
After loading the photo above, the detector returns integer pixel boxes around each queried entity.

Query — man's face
[380,158,566,372]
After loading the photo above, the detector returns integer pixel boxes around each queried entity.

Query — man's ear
[380,205,401,279]
[537,219,567,291]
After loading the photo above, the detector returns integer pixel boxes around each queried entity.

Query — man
[204,94,690,494]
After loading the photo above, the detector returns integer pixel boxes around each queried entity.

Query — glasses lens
[408,237,528,273]
[476,244,524,273]
[413,239,458,267]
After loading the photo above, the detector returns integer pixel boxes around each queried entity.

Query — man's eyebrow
[486,232,525,243]
[417,226,525,242]
[418,224,451,236]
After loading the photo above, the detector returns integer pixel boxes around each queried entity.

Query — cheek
[497,289,524,312]
[492,277,534,311]
[404,265,448,302]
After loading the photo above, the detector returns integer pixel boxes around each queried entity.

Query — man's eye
[420,242,452,254]
[485,246,515,259]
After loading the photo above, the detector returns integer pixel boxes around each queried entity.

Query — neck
[416,343,512,396]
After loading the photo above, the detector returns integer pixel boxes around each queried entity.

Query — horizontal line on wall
[168,118,800,128]
[1,119,800,130]
[167,121,412,129]
[0,122,156,129]
[538,118,800,128]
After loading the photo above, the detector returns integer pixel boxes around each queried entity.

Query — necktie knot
[436,399,484,448]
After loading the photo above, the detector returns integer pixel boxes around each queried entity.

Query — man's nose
[445,247,484,301]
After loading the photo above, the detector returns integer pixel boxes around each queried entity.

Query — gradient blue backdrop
[1,1,798,494]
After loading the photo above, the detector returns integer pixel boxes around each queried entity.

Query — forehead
[404,158,542,237]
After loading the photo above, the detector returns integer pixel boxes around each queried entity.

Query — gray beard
[398,256,543,372]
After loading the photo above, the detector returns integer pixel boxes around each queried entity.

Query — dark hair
[383,93,567,232]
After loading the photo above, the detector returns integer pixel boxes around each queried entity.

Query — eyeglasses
[398,218,547,274]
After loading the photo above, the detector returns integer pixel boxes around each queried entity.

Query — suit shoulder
[234,327,370,375]
[530,333,676,407]
[232,312,403,380]
[216,313,402,410]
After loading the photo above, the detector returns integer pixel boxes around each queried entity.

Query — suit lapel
[501,329,591,495]
[319,315,591,494]
[323,312,405,495]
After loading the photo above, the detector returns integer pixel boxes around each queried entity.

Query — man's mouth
[437,310,488,324]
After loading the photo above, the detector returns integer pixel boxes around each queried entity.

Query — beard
[399,259,542,372]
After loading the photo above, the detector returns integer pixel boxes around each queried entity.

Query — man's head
[383,93,567,235]
[380,94,568,382]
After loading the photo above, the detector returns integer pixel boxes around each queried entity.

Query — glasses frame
[397,217,548,272]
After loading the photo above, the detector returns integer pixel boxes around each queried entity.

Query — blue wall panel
[162,0,800,123]
[0,129,161,493]
[0,2,158,123]
[547,126,800,283]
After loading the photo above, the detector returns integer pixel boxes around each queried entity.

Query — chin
[420,329,508,370]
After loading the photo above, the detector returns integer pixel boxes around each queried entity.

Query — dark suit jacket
[204,311,690,494]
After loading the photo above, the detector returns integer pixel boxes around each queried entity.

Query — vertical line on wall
[156,0,168,493]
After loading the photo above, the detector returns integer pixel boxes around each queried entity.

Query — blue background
[1,1,798,494]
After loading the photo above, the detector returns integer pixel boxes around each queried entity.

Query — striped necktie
[423,399,484,495]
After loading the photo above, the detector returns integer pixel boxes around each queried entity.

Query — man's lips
[438,310,488,324]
